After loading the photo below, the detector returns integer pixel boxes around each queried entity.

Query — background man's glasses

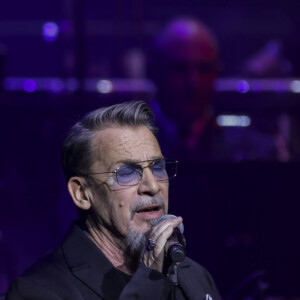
[86,159,178,187]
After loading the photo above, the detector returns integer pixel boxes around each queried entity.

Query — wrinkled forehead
[91,126,162,169]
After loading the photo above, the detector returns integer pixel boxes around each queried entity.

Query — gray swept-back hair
[61,101,157,181]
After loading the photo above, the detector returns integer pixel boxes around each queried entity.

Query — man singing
[7,101,220,299]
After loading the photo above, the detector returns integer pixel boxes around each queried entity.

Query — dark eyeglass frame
[83,158,178,187]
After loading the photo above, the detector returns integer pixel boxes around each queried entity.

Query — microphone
[155,214,186,263]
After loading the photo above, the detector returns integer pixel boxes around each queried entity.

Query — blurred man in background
[149,17,278,162]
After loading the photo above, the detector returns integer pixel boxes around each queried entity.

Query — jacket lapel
[62,224,127,300]
[177,259,213,300]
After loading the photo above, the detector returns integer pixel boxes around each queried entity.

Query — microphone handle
[167,228,186,263]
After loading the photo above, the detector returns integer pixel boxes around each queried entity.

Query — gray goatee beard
[124,219,157,257]
[125,197,165,256]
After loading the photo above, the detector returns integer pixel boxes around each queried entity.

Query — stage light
[216,115,251,127]
[23,79,37,93]
[42,22,59,42]
[290,80,300,93]
[97,80,113,93]
[237,80,250,93]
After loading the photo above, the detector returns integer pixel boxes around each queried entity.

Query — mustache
[130,198,165,219]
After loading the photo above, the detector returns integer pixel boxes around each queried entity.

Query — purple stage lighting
[290,80,300,93]
[42,22,59,42]
[237,80,250,94]
[274,80,285,93]
[49,79,64,93]
[97,80,113,93]
[23,79,37,93]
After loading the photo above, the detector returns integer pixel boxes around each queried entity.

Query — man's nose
[137,167,160,196]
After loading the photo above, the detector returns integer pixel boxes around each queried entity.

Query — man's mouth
[136,204,162,213]
[135,204,164,220]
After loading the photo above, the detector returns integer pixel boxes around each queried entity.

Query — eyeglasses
[85,158,178,187]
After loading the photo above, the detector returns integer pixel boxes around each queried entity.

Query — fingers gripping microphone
[155,215,186,263]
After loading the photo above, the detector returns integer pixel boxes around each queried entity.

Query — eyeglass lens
[116,160,176,186]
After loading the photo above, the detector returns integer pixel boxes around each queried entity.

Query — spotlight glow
[42,22,59,42]
[237,80,250,93]
[216,115,251,127]
[97,80,113,93]
[23,79,37,93]
[290,80,300,93]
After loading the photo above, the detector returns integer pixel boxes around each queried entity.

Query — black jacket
[6,224,220,300]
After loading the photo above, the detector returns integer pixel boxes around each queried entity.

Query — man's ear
[68,177,92,211]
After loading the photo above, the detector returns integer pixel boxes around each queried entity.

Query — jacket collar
[61,224,211,300]
[61,223,129,300]
[178,259,215,300]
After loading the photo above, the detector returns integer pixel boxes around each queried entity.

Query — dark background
[1,0,300,298]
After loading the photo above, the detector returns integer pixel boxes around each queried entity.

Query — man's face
[88,126,168,241]
[159,31,218,125]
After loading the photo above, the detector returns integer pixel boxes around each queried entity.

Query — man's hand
[140,216,183,272]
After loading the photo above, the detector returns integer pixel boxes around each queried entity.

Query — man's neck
[85,220,138,275]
